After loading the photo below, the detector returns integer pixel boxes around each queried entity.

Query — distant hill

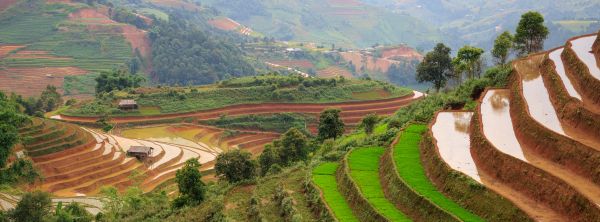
[361,0,600,50]
[201,0,442,49]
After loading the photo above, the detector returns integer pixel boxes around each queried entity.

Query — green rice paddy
[393,124,483,222]
[312,162,358,222]
[347,147,411,222]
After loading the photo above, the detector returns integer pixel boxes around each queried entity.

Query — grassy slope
[348,147,411,221]
[394,124,483,222]
[312,162,358,222]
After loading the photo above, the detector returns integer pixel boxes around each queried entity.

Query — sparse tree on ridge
[453,45,484,80]
[173,158,206,208]
[317,109,345,141]
[360,113,379,135]
[416,43,455,92]
[514,11,549,56]
[215,149,256,183]
[492,31,514,65]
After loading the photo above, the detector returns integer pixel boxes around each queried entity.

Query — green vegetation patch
[200,113,310,133]
[348,147,410,221]
[394,124,483,222]
[312,162,358,222]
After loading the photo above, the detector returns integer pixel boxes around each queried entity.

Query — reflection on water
[518,57,566,135]
[571,35,600,80]
[433,112,481,182]
[121,126,208,150]
[481,90,528,161]
[549,48,582,100]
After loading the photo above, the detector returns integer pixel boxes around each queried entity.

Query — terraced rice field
[18,119,219,197]
[570,35,600,80]
[312,162,358,222]
[0,67,88,97]
[120,124,279,155]
[394,125,483,221]
[347,147,411,221]
[59,91,424,136]
[266,59,315,69]
[431,112,480,182]
[317,66,353,78]
[340,51,399,73]
[548,48,582,100]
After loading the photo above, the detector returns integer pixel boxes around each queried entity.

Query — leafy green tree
[514,11,549,55]
[492,31,514,65]
[39,85,62,112]
[360,113,379,135]
[416,43,454,92]
[174,158,206,208]
[215,149,256,183]
[258,144,279,175]
[9,191,52,222]
[453,45,484,80]
[0,92,28,168]
[279,128,309,164]
[317,109,345,141]
[95,69,144,94]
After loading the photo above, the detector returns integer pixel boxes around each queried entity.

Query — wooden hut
[127,146,154,160]
[118,99,138,110]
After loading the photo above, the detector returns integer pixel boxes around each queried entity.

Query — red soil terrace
[0,45,26,58]
[317,66,353,78]
[0,67,88,97]
[0,0,18,12]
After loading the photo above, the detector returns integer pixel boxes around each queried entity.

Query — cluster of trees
[150,16,256,85]
[0,92,29,170]
[417,11,549,91]
[95,69,145,95]
[109,8,149,29]
[220,73,345,88]
[13,85,64,117]
[0,191,93,222]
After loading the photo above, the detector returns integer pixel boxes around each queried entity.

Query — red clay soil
[69,8,115,24]
[60,92,422,124]
[0,45,26,58]
[0,0,18,12]
[317,66,353,78]
[381,46,423,60]
[0,67,88,97]
[208,18,240,31]
[121,25,151,58]
[340,51,399,73]
[267,59,315,69]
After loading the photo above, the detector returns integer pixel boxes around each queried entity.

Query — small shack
[127,146,154,160]
[118,99,138,110]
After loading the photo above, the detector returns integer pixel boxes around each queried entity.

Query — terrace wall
[379,136,459,222]
[512,66,600,185]
[303,177,337,222]
[420,118,531,221]
[562,42,600,105]
[336,155,388,222]
[470,96,600,221]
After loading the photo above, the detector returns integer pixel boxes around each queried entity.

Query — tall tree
[9,191,52,222]
[416,43,454,92]
[39,85,62,112]
[453,46,484,80]
[317,109,345,141]
[360,113,379,135]
[215,149,256,183]
[279,128,309,164]
[492,31,514,65]
[514,11,549,55]
[174,158,206,208]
